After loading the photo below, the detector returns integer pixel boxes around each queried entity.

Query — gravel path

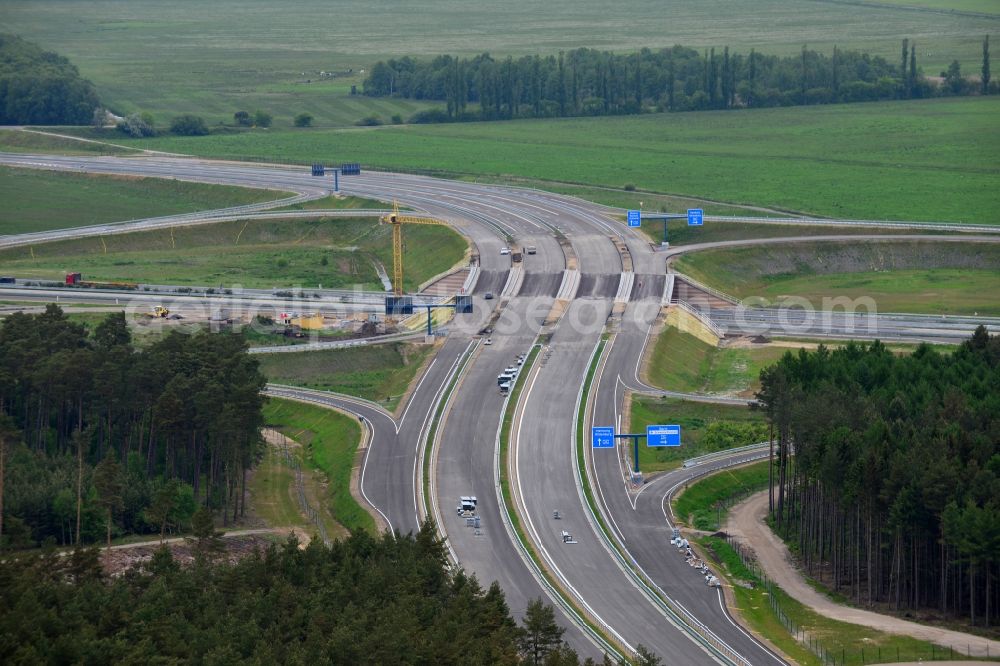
[726,490,1000,658]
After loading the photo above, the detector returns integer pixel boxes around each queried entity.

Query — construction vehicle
[380,202,448,297]
[151,306,169,318]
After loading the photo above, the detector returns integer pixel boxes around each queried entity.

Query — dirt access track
[727,490,1000,658]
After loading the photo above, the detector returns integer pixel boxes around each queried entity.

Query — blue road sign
[647,424,681,447]
[687,209,704,226]
[627,210,642,227]
[592,426,615,449]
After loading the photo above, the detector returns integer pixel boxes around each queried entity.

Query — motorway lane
[515,297,714,661]
[433,296,599,647]
[589,296,784,665]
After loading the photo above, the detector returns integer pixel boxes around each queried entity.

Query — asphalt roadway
[4,151,1000,663]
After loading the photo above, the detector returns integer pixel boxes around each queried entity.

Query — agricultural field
[0,216,468,292]
[100,97,1000,224]
[2,0,993,128]
[673,240,1000,315]
[0,129,138,156]
[0,165,287,235]
[256,342,436,412]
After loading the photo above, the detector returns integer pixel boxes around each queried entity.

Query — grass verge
[262,398,372,534]
[0,165,288,235]
[673,461,770,531]
[674,240,1000,316]
[699,535,984,665]
[630,397,767,473]
[256,342,435,412]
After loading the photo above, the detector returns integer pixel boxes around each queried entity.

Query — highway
[4,150,999,662]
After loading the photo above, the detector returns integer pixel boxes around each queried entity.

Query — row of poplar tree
[363,38,994,121]
[756,327,999,626]
[0,306,267,549]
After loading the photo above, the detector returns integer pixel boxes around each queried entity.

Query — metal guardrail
[673,272,741,306]
[674,300,726,339]
[575,339,751,666]
[683,442,770,468]
[495,342,628,662]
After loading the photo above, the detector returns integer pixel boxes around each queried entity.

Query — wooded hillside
[0,306,266,549]
[756,327,999,627]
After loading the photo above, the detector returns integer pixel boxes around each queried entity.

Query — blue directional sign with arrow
[627,210,641,227]
[687,209,704,226]
[647,424,681,447]
[592,426,615,449]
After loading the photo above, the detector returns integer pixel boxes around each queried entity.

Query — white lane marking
[398,358,437,433]
[358,416,394,532]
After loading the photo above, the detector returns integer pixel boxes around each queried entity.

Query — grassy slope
[673,461,770,531]
[115,98,1000,224]
[629,397,766,472]
[0,166,287,235]
[3,0,991,128]
[0,216,467,292]
[0,129,137,156]
[256,343,435,412]
[648,327,790,397]
[674,241,1000,315]
[262,398,372,534]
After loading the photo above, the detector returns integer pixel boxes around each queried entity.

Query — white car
[484,338,493,346]
[499,247,510,255]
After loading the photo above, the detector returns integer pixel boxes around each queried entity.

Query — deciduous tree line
[0,34,100,125]
[756,328,999,626]
[0,306,266,549]
[364,38,994,122]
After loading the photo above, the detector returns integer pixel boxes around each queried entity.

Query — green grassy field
[2,0,992,129]
[256,342,435,412]
[674,461,770,530]
[0,165,288,235]
[261,398,372,534]
[629,397,767,472]
[674,240,1000,315]
[98,98,1000,224]
[0,216,467,292]
[0,129,138,156]
[647,327,791,397]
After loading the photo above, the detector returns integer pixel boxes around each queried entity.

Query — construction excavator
[380,201,448,297]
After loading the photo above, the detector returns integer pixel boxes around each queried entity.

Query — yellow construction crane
[380,201,447,296]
